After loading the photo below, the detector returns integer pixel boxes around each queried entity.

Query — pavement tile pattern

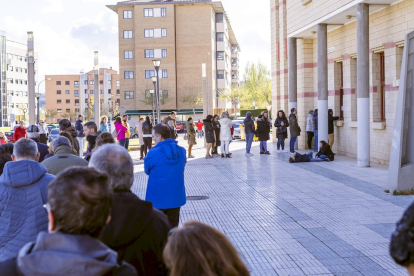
[130,137,412,275]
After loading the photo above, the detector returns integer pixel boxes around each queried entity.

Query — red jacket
[196,122,204,131]
[13,127,27,142]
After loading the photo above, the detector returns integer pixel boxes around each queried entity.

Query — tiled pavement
[130,136,412,276]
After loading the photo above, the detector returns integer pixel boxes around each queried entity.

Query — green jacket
[186,122,197,146]
[41,145,89,175]
[289,114,301,138]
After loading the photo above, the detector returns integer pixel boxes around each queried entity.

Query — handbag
[112,129,120,139]
[184,132,189,140]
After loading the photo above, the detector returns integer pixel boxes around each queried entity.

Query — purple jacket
[115,122,128,141]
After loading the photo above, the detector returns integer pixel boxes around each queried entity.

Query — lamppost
[27,32,35,125]
[151,76,157,124]
[152,60,161,122]
[36,78,51,123]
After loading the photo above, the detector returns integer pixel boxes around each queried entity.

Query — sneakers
[188,155,195,158]
[283,150,289,153]
[245,153,253,157]
[213,154,220,158]
[277,150,281,153]
[205,155,213,159]
[226,154,232,158]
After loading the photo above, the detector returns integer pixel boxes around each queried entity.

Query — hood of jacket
[203,118,212,123]
[53,145,73,155]
[17,232,122,276]
[64,126,78,138]
[0,160,47,187]
[289,114,296,119]
[154,139,183,165]
[219,118,231,124]
[246,112,252,119]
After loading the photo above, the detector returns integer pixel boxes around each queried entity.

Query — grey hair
[27,132,39,139]
[13,138,38,160]
[52,136,71,150]
[89,144,134,190]
[221,112,228,118]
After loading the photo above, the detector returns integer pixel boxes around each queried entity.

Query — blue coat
[0,160,54,261]
[144,139,186,209]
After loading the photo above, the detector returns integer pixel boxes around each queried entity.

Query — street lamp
[149,89,155,125]
[36,78,51,123]
[152,60,161,122]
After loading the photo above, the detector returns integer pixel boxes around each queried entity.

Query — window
[57,90,62,94]
[108,89,112,94]
[144,29,154,38]
[100,89,103,94]
[74,81,79,88]
[145,70,155,79]
[117,89,120,95]
[145,90,153,99]
[74,90,79,97]
[216,51,224,60]
[145,49,154,58]
[116,80,120,87]
[84,80,88,85]
[99,80,103,85]
[161,90,168,98]
[75,108,80,113]
[124,50,133,59]
[161,28,167,37]
[124,30,133,39]
[123,10,132,19]
[66,99,70,104]
[216,13,224,23]
[84,89,88,94]
[57,109,62,113]
[90,80,94,85]
[124,71,134,79]
[65,81,70,85]
[8,66,13,71]
[217,70,224,79]
[57,100,62,104]
[117,99,120,105]
[216,32,224,42]
[162,69,168,78]
[380,52,386,122]
[144,8,153,17]
[90,90,94,94]
[65,90,70,94]
[162,49,167,58]
[161,8,166,17]
[56,81,61,85]
[125,91,134,99]
[24,80,27,85]
[66,109,70,113]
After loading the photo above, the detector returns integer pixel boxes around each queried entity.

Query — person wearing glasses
[37,120,49,144]
[0,138,54,261]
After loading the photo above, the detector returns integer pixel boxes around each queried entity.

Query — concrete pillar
[93,51,100,123]
[317,24,328,149]
[27,32,35,125]
[357,3,370,167]
[288,37,297,112]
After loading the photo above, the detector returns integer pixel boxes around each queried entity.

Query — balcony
[231,62,239,71]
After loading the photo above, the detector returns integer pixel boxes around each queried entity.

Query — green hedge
[240,109,268,118]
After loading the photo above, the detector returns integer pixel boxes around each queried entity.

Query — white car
[232,120,244,139]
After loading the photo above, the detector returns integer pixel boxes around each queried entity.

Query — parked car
[48,128,60,142]
[5,132,14,143]
[176,121,185,133]
[232,120,244,139]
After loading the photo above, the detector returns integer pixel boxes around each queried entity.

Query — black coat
[212,120,221,146]
[294,153,311,163]
[203,119,215,143]
[31,138,49,162]
[328,114,339,134]
[99,189,171,276]
[142,121,152,134]
[256,118,270,141]
[274,117,289,139]
[316,145,335,161]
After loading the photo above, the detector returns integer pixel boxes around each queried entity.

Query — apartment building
[45,68,120,123]
[107,0,240,124]
[271,0,413,165]
[0,32,39,127]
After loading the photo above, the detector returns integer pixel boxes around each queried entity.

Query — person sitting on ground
[26,125,49,162]
[41,137,88,175]
[163,221,250,276]
[0,167,137,275]
[145,124,186,228]
[59,118,80,155]
[13,121,27,142]
[315,140,335,161]
[289,150,330,163]
[390,202,414,276]
[0,138,54,261]
[90,144,171,275]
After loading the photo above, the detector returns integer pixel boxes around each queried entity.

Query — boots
[226,154,232,158]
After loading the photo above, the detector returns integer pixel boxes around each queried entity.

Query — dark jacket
[256,118,270,141]
[243,112,256,135]
[86,134,98,152]
[289,114,301,138]
[100,189,171,276]
[312,110,318,131]
[316,145,335,161]
[75,119,85,138]
[142,121,152,135]
[0,232,137,276]
[328,110,339,134]
[203,118,215,144]
[212,120,221,146]
[0,160,54,261]
[30,138,49,162]
[63,126,80,155]
[294,152,311,163]
[41,145,89,175]
[144,139,187,209]
[274,117,289,139]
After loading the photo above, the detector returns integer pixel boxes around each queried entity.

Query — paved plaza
[130,136,412,276]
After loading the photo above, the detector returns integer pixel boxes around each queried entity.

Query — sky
[0,0,271,94]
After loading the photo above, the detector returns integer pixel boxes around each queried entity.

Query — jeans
[124,138,130,150]
[143,137,152,155]
[221,140,230,154]
[277,138,285,150]
[306,150,326,162]
[260,141,268,152]
[289,137,297,153]
[159,207,181,228]
[119,138,126,148]
[314,130,318,151]
[245,133,254,153]
[307,131,314,149]
[77,137,85,157]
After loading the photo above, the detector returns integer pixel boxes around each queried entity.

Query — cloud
[41,0,63,14]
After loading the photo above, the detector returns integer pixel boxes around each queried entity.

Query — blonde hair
[163,221,250,276]
[100,116,107,124]
[0,132,5,139]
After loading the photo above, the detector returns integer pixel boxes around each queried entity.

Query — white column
[317,24,328,149]
[27,32,35,125]
[288,37,297,112]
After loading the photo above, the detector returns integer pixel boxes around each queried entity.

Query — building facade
[45,68,120,123]
[0,32,39,127]
[271,0,413,165]
[107,0,240,124]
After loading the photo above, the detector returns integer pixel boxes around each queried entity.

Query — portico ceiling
[288,0,404,39]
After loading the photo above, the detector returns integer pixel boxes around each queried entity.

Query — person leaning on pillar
[328,109,339,152]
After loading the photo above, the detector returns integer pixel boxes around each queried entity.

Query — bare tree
[62,111,77,121]
[180,83,203,118]
[218,84,243,116]
[45,109,57,124]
